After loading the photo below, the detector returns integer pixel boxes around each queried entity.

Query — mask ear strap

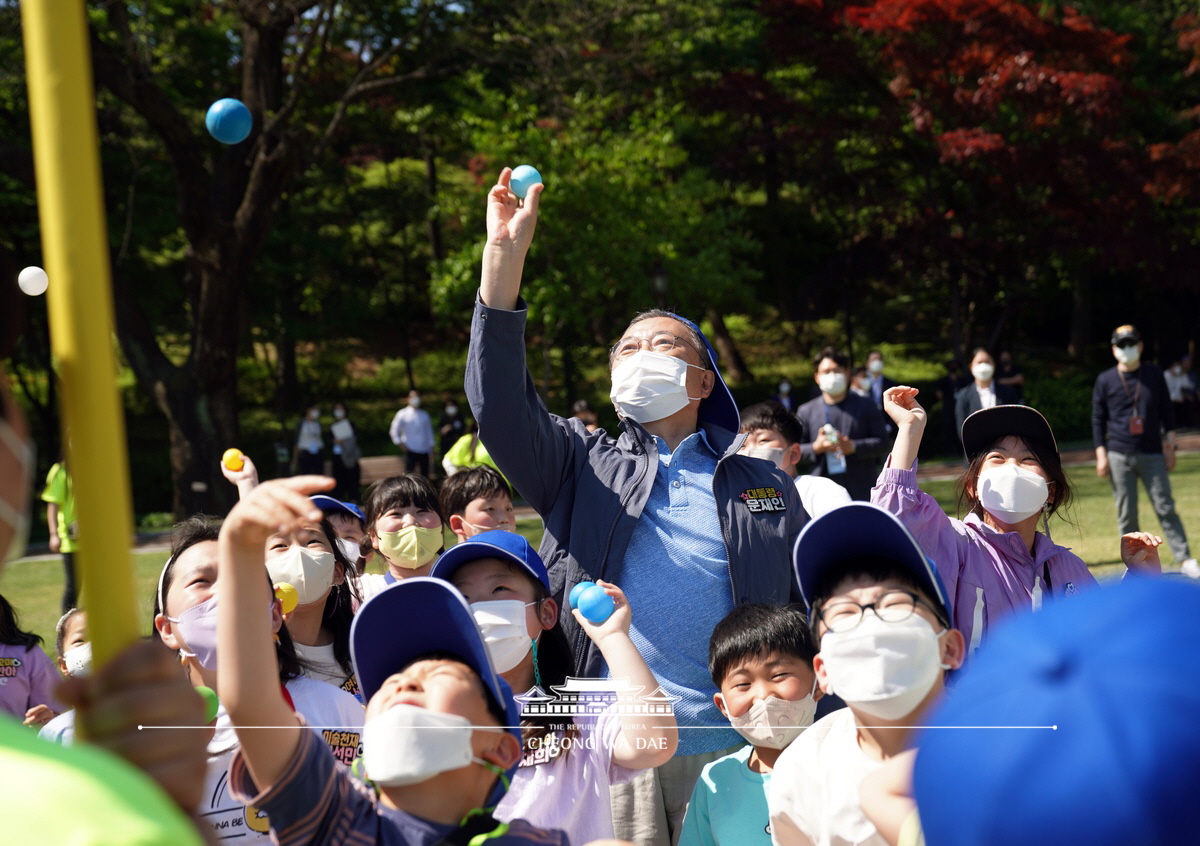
[530,636,543,689]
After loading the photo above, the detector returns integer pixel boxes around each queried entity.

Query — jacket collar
[964,511,1066,568]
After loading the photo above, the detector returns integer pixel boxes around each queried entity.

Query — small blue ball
[510,164,543,199]
[577,584,614,624]
[569,581,594,610]
[205,98,252,145]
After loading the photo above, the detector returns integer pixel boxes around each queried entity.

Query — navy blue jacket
[466,298,810,676]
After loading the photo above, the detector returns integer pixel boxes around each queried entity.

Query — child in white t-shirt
[769,504,963,846]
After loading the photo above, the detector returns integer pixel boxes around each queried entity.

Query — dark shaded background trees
[2,0,1197,516]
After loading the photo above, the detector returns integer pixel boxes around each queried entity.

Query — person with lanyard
[1092,324,1198,577]
[466,167,809,846]
[873,386,1162,660]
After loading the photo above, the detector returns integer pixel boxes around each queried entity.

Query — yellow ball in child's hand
[222,448,245,472]
[274,582,298,615]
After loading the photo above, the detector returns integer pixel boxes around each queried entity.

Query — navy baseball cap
[309,495,365,522]
[666,312,740,434]
[960,405,1058,463]
[430,530,549,591]
[915,577,1200,846]
[1111,324,1141,346]
[350,577,521,805]
[793,503,952,627]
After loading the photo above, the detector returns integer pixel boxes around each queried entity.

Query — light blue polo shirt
[612,429,740,756]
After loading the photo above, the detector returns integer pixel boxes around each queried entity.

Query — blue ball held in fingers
[509,164,542,199]
[569,581,594,610]
[577,584,614,624]
[205,98,252,144]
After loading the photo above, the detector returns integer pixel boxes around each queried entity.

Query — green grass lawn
[4,456,1198,661]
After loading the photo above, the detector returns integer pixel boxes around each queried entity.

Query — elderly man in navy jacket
[466,169,810,846]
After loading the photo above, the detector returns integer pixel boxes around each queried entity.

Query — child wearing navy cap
[214,477,568,846]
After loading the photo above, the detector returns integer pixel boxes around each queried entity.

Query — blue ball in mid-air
[509,164,543,199]
[576,584,615,625]
[205,98,252,144]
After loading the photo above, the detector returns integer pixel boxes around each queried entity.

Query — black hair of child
[154,515,303,683]
[364,474,445,530]
[439,465,513,520]
[708,603,816,690]
[316,516,360,679]
[0,592,43,650]
[739,401,805,446]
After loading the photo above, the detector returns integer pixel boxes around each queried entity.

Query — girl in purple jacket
[873,386,1162,658]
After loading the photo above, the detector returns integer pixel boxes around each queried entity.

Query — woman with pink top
[873,386,1162,658]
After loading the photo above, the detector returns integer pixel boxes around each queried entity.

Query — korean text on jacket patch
[739,487,787,513]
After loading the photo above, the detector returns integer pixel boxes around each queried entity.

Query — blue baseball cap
[349,577,521,806]
[666,312,740,434]
[309,495,365,522]
[793,503,952,627]
[430,530,549,591]
[915,577,1200,846]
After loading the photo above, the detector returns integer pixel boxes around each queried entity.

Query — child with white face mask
[263,515,361,698]
[875,389,1163,660]
[430,530,678,846]
[769,504,965,846]
[37,608,90,744]
[213,475,568,845]
[679,604,821,846]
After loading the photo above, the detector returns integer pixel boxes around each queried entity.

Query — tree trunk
[1068,275,1091,361]
[705,308,752,382]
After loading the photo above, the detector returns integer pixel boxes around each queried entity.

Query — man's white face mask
[610,350,706,424]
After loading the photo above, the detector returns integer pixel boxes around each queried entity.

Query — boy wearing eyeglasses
[768,503,964,846]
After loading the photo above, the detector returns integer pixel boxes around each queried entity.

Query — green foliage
[1025,370,1098,444]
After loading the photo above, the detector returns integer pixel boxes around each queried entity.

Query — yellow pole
[21,2,139,668]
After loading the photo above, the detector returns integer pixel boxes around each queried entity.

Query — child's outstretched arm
[573,580,678,769]
[59,638,212,816]
[219,452,260,500]
[217,475,333,793]
[480,167,543,311]
[882,386,927,471]
[1121,531,1163,575]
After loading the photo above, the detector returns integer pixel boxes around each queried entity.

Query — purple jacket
[871,463,1096,656]
[0,643,63,719]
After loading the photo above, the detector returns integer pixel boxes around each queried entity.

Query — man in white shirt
[388,389,435,477]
